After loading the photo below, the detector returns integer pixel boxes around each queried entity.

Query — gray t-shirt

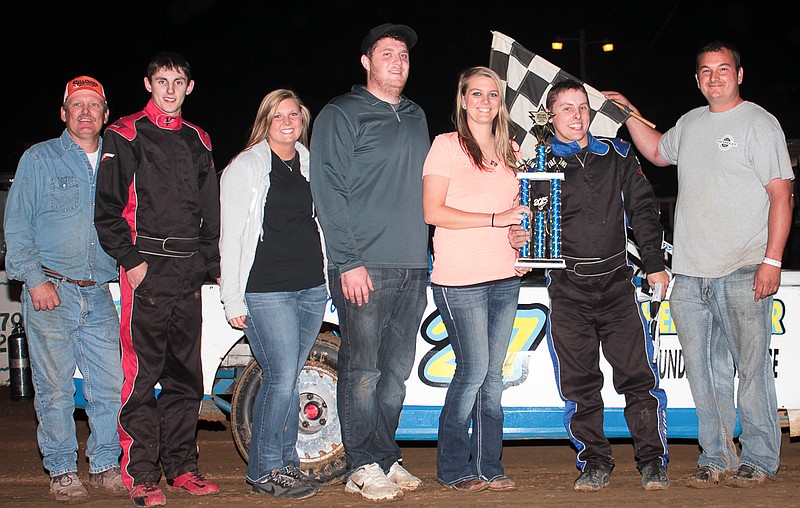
[659,101,794,277]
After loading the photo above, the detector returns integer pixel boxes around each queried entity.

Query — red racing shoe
[129,482,166,507]
[166,470,220,496]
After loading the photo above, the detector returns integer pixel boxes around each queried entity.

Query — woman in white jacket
[219,89,325,500]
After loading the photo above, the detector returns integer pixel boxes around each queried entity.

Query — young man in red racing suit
[95,52,220,507]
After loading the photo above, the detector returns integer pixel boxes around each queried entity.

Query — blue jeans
[670,266,781,476]
[243,285,327,482]
[330,268,427,474]
[432,277,520,485]
[22,280,122,477]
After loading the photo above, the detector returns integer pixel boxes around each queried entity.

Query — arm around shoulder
[603,91,670,167]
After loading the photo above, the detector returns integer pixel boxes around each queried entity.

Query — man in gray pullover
[310,23,430,502]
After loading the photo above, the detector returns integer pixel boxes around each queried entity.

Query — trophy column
[515,106,566,270]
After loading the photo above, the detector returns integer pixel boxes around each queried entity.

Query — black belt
[136,235,199,258]
[42,267,96,287]
[564,250,627,276]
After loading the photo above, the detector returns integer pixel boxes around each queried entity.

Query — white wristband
[763,257,782,268]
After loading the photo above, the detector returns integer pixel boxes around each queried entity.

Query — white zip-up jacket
[219,139,324,321]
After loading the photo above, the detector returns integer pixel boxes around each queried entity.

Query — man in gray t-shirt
[605,41,794,488]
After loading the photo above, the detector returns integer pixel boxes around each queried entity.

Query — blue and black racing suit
[543,133,668,473]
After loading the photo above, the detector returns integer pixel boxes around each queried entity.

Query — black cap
[361,23,418,55]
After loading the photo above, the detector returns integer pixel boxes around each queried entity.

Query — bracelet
[491,213,495,227]
[763,257,782,268]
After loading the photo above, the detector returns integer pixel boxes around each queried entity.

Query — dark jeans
[330,268,427,474]
[432,277,520,485]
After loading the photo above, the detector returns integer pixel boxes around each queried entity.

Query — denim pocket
[49,176,80,213]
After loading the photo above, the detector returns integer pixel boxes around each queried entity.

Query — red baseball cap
[63,75,106,103]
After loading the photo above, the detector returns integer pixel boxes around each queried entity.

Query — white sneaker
[387,461,422,491]
[345,463,404,502]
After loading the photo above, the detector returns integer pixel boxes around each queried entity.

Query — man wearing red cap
[4,76,126,503]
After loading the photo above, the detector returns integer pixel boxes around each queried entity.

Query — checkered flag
[489,31,630,157]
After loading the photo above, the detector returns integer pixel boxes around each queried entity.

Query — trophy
[515,106,566,269]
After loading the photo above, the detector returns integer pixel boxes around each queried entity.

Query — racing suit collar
[144,99,183,130]
[550,132,609,157]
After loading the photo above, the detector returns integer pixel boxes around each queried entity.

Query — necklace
[278,152,297,172]
[482,147,499,167]
[575,152,588,168]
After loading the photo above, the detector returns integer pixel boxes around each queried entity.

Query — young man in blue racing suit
[512,80,670,492]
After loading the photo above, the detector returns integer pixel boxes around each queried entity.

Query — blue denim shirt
[4,129,118,287]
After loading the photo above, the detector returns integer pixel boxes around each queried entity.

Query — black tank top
[245,150,325,292]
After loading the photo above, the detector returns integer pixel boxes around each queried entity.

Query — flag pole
[609,100,657,129]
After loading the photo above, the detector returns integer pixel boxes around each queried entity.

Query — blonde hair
[244,89,311,151]
[454,66,517,171]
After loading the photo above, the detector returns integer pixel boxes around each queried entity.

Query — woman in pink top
[422,66,529,493]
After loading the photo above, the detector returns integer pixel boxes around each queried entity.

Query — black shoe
[281,465,322,491]
[638,459,670,490]
[725,464,768,488]
[251,470,317,499]
[573,466,611,492]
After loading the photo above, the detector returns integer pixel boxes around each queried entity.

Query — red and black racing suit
[95,99,220,489]
[543,134,668,473]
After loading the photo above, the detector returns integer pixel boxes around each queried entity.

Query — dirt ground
[1,387,798,507]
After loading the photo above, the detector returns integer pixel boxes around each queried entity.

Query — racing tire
[230,332,345,484]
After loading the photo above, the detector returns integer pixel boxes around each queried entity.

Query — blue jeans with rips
[432,277,520,485]
[670,265,781,476]
[22,280,122,477]
[243,284,327,482]
[329,268,427,475]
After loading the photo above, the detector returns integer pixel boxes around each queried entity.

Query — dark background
[4,0,799,200]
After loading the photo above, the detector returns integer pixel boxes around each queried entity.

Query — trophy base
[517,172,565,181]
[515,258,566,269]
